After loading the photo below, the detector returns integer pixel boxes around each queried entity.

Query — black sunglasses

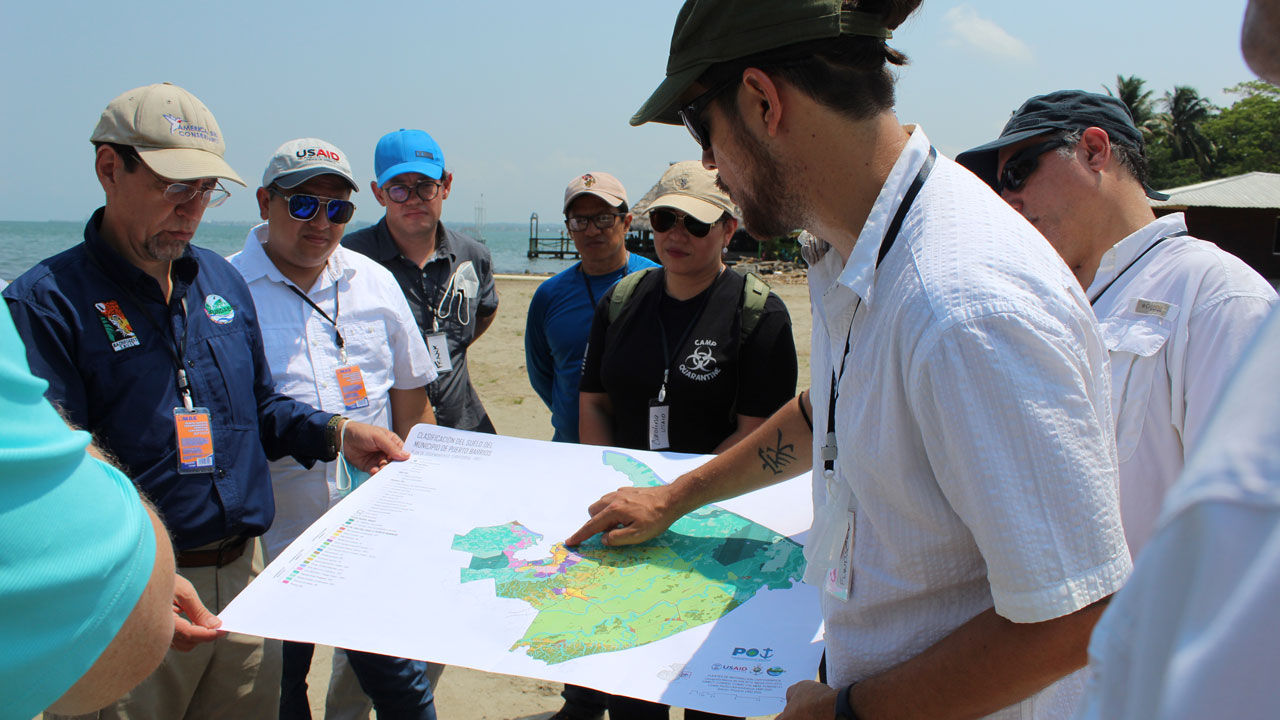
[649,209,719,238]
[384,180,442,203]
[997,138,1071,193]
[677,76,738,152]
[271,188,356,224]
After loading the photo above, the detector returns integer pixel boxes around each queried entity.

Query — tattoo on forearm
[758,430,796,475]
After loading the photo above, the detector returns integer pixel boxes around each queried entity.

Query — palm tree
[1105,74,1158,140]
[1154,85,1218,175]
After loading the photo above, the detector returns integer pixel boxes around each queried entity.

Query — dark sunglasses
[677,76,738,152]
[997,138,1071,193]
[649,209,718,238]
[565,213,625,232]
[270,188,356,224]
[384,180,442,203]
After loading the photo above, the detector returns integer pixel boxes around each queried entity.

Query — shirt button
[216,467,227,477]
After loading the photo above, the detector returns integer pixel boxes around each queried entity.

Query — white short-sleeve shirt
[1086,213,1275,556]
[805,127,1132,719]
[230,224,436,561]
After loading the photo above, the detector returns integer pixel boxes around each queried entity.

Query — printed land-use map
[452,450,807,664]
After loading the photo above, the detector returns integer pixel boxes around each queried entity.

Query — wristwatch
[325,415,347,460]
[835,682,860,720]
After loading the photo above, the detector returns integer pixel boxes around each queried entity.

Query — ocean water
[0,220,579,283]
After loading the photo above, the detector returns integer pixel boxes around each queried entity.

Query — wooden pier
[526,213,580,259]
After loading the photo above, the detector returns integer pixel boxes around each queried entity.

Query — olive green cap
[631,0,891,127]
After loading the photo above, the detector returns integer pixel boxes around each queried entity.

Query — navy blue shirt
[3,208,332,550]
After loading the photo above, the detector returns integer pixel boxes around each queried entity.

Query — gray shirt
[342,219,498,432]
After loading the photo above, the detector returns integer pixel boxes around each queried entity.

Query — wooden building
[1151,172,1280,279]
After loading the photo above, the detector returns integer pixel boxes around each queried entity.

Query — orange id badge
[336,365,370,410]
[174,407,215,474]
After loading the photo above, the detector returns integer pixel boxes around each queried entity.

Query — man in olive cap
[957,90,1275,559]
[569,2,1132,719]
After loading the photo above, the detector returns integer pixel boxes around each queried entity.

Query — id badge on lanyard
[336,365,370,410]
[824,511,855,601]
[648,398,670,450]
[174,407,215,474]
[426,332,453,373]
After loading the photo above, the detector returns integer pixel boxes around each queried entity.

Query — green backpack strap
[739,271,769,340]
[607,267,657,324]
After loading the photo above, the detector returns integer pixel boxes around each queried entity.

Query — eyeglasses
[997,138,1071,193]
[383,180,442,203]
[649,209,719,238]
[140,163,229,208]
[678,76,738,152]
[565,213,625,232]
[270,188,356,224]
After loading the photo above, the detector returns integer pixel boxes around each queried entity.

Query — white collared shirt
[1075,307,1280,720]
[229,224,436,562]
[806,127,1131,719]
[1086,213,1275,556]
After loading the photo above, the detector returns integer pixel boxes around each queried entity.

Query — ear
[622,212,633,232]
[1080,127,1112,172]
[370,180,388,207]
[439,172,453,200]
[721,216,739,245]
[256,187,271,220]
[95,145,120,194]
[739,68,785,137]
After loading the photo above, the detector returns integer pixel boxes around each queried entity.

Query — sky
[0,1,1261,226]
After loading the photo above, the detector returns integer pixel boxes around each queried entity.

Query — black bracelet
[834,682,859,720]
[325,415,346,460]
[797,392,813,431]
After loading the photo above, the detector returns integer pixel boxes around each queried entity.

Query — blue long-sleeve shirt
[3,208,333,550]
[524,254,657,442]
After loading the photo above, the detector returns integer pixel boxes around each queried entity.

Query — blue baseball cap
[374,129,445,187]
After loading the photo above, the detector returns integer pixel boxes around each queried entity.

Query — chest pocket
[1099,307,1176,462]
[336,320,393,373]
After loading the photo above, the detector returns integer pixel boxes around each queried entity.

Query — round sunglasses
[649,208,720,238]
[270,188,356,224]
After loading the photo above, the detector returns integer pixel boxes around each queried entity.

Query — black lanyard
[654,271,717,403]
[88,250,197,409]
[286,283,346,362]
[822,146,937,480]
[1089,230,1187,307]
[581,267,600,309]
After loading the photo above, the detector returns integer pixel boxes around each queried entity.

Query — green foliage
[1115,75,1280,190]
[1202,82,1280,177]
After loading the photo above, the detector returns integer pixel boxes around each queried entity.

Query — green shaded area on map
[451,451,805,664]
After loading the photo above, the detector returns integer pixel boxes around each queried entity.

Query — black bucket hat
[956,90,1168,201]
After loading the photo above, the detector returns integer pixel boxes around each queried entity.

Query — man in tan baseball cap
[90,81,245,186]
[6,83,413,718]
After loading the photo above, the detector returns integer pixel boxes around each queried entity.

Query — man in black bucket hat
[959,90,1275,561]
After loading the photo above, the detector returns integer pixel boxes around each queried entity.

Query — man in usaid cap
[525,172,657,446]
[4,83,412,719]
[957,91,1276,559]
[568,2,1132,719]
[229,137,440,719]
[344,129,500,434]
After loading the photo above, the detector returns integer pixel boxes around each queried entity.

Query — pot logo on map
[450,450,807,664]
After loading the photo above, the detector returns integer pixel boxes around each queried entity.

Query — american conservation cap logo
[204,294,235,325]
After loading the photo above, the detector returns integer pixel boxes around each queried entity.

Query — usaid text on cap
[297,148,341,162]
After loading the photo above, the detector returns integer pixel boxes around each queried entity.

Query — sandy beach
[301,273,813,720]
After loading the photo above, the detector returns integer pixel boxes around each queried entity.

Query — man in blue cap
[344,129,499,434]
[957,90,1275,559]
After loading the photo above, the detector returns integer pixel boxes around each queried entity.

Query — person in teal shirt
[0,301,179,718]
